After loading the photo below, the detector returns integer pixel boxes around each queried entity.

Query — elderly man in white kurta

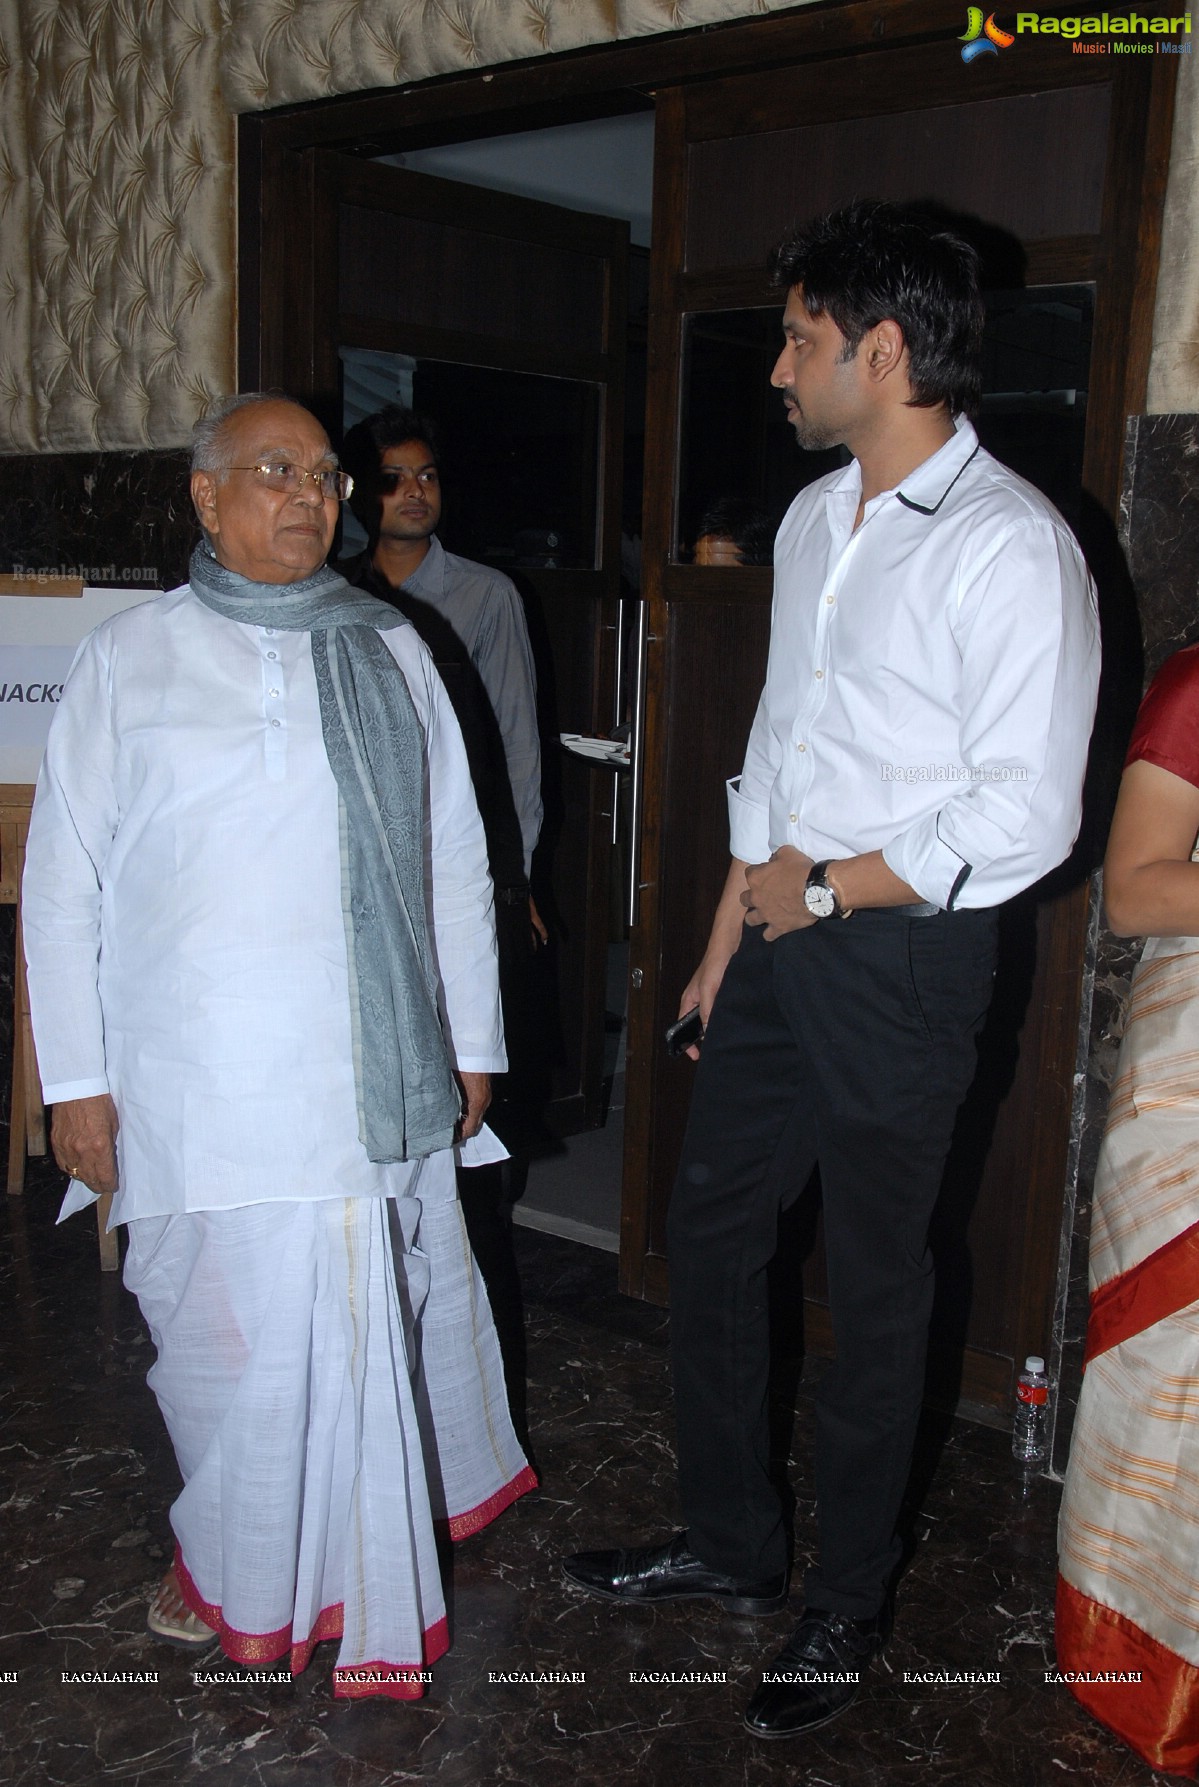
[21,394,534,1700]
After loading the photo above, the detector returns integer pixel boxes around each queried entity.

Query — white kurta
[22,583,505,1224]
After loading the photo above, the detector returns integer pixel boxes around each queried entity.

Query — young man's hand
[741,847,817,940]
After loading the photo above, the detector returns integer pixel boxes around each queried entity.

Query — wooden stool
[1,786,117,1270]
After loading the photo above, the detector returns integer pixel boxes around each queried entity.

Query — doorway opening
[346,112,655,1253]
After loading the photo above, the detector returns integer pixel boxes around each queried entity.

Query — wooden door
[258,153,629,1132]
[621,49,1173,1421]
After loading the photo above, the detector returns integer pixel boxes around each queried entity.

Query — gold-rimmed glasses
[227,461,354,500]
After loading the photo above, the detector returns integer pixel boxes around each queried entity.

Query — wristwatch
[804,860,853,921]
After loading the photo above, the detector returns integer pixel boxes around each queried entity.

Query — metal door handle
[626,596,649,929]
[611,594,626,846]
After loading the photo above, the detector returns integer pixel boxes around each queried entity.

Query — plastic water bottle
[1012,1355,1051,1465]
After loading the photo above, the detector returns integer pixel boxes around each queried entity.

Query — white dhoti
[123,1166,534,1699]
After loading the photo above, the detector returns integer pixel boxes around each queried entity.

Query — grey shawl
[189,544,461,1161]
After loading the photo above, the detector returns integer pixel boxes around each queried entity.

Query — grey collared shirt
[401,536,541,880]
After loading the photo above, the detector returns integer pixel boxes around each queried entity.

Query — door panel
[339,205,608,351]
[684,85,1111,272]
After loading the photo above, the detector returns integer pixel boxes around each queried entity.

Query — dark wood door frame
[238,3,1178,1417]
[238,1,1112,389]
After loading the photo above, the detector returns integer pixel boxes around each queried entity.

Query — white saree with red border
[1057,931,1199,1776]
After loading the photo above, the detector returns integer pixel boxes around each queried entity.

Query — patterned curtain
[0,0,1194,454]
[1147,49,1199,414]
[0,0,235,452]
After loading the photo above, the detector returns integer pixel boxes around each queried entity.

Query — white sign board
[0,587,159,782]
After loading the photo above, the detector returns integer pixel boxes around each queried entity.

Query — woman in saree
[1058,642,1199,1778]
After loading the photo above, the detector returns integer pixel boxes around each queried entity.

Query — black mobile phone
[665,1006,704,1058]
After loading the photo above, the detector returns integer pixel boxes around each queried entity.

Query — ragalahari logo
[960,8,1017,57]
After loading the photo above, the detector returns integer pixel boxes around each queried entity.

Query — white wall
[386,112,655,246]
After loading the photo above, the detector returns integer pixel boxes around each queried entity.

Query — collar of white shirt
[825,415,982,526]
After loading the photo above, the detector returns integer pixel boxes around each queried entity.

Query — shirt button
[266,651,278,661]
[826,596,835,606]
[269,688,280,698]
[263,628,276,636]
[815,670,824,680]
[270,718,282,729]
[797,742,807,752]
[789,813,798,824]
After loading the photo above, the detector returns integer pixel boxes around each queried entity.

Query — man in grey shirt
[341,408,542,892]
[341,405,544,1441]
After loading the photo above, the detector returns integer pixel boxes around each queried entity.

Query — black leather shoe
[743,1604,890,1738]
[562,1530,788,1616]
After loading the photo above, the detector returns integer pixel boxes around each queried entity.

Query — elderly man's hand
[456,1072,492,1143]
[50,1094,119,1195]
[741,846,817,941]
[529,895,548,948]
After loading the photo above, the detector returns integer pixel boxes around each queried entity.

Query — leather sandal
[146,1574,218,1649]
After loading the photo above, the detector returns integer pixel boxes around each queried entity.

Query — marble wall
[1050,412,1199,1475]
[1118,415,1199,681]
[0,450,196,592]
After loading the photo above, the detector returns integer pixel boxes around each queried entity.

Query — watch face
[804,882,837,919]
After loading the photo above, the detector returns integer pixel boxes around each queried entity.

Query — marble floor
[0,1158,1173,1787]
[514,1074,624,1252]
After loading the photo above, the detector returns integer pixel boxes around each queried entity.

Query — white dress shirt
[728,419,1100,908]
[22,585,504,1224]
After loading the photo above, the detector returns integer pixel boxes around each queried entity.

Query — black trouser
[667,908,998,1617]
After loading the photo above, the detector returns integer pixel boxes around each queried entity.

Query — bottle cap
[1024,1355,1045,1374]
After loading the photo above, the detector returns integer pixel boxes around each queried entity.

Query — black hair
[341,405,440,478]
[696,496,775,566]
[340,405,441,537]
[769,199,984,417]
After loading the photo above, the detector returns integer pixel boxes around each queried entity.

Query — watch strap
[806,860,854,920]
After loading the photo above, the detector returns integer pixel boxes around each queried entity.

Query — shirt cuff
[40,1076,111,1104]
[453,1053,507,1074]
[882,822,972,910]
[727,777,772,864]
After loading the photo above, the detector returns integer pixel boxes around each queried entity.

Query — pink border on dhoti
[441,1463,539,1540]
[173,1461,536,1698]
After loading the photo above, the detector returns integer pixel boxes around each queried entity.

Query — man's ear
[862,319,907,386]
[190,469,219,537]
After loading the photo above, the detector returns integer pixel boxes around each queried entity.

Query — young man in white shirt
[564,200,1100,1738]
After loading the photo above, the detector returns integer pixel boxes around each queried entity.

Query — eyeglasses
[228,462,354,500]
